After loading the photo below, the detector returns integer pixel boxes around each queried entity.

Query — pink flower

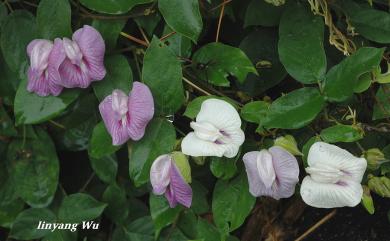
[26,39,64,96]
[99,82,154,146]
[56,25,106,88]
[150,154,192,208]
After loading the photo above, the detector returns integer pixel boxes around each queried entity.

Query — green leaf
[196,218,222,241]
[192,42,257,87]
[212,173,255,233]
[244,0,285,27]
[158,0,203,42]
[0,199,24,228]
[14,79,81,125]
[112,216,154,241]
[0,51,18,102]
[373,84,390,120]
[302,136,321,167]
[210,156,237,180]
[263,87,325,129]
[339,0,390,44]
[150,195,182,237]
[93,55,133,101]
[0,104,17,137]
[278,2,326,84]
[240,101,270,124]
[162,25,192,57]
[37,0,72,39]
[92,19,126,50]
[10,208,56,240]
[7,128,59,207]
[88,122,121,159]
[58,193,107,223]
[1,10,37,73]
[42,230,77,241]
[129,118,176,186]
[103,184,129,224]
[320,124,363,143]
[79,0,153,15]
[90,154,118,184]
[239,29,287,96]
[0,3,7,28]
[142,37,184,114]
[191,181,209,215]
[183,95,238,119]
[324,47,384,102]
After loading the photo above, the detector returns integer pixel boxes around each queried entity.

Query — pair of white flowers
[152,99,367,209]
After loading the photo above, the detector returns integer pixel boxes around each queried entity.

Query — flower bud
[361,185,375,214]
[368,175,390,198]
[364,148,385,170]
[274,135,303,156]
[171,152,191,183]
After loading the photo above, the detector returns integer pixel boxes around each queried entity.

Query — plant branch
[120,32,149,47]
[215,0,228,42]
[294,209,337,241]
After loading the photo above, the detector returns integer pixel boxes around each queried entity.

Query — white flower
[181,99,245,158]
[300,142,367,208]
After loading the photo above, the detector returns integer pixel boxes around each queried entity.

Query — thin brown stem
[215,0,227,42]
[294,210,337,241]
[210,0,232,11]
[183,76,212,96]
[138,26,150,45]
[160,31,177,41]
[120,32,149,47]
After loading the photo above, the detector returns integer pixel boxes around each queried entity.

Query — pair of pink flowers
[27,25,106,96]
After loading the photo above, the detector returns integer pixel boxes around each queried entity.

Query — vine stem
[294,209,337,241]
[160,31,176,41]
[215,0,228,42]
[79,173,95,192]
[182,76,212,96]
[120,32,149,47]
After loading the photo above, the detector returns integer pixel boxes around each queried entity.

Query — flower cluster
[26,25,106,96]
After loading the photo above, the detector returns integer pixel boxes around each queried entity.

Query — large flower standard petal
[150,153,192,208]
[181,99,245,158]
[243,146,300,199]
[300,142,367,208]
[99,82,154,146]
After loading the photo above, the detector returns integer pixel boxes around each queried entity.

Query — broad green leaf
[239,29,286,95]
[90,154,118,184]
[88,122,121,159]
[240,101,270,124]
[339,0,390,44]
[278,2,326,84]
[320,124,363,143]
[150,195,182,237]
[212,173,255,233]
[58,193,107,223]
[10,208,56,240]
[142,37,184,114]
[92,19,126,50]
[0,199,24,228]
[0,104,17,137]
[177,210,198,239]
[0,3,7,28]
[14,79,81,125]
[263,87,325,129]
[244,0,285,27]
[191,181,209,215]
[112,216,154,241]
[0,51,18,102]
[183,95,238,119]
[93,55,133,101]
[0,10,36,73]
[7,128,59,207]
[129,118,176,186]
[210,156,237,180]
[196,218,222,241]
[158,0,203,42]
[135,12,162,36]
[162,25,192,57]
[103,184,128,224]
[373,84,390,120]
[324,47,384,102]
[80,0,153,14]
[354,72,372,93]
[37,0,72,39]
[42,230,77,241]
[192,42,257,87]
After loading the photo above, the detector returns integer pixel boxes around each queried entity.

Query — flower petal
[58,58,91,88]
[269,146,300,198]
[196,99,241,132]
[181,132,226,157]
[165,186,178,208]
[308,142,367,183]
[127,82,154,141]
[220,128,245,158]
[243,151,270,197]
[27,39,47,57]
[300,176,363,208]
[168,162,192,208]
[98,95,130,145]
[256,150,276,189]
[150,154,171,195]
[73,25,106,80]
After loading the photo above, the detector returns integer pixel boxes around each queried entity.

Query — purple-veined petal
[127,82,154,141]
[73,25,106,80]
[150,154,172,195]
[168,162,192,208]
[308,142,367,183]
[217,128,245,158]
[300,176,363,208]
[181,132,226,157]
[98,94,130,146]
[58,58,91,88]
[165,186,178,208]
[243,151,269,197]
[27,39,47,57]
[269,146,300,198]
